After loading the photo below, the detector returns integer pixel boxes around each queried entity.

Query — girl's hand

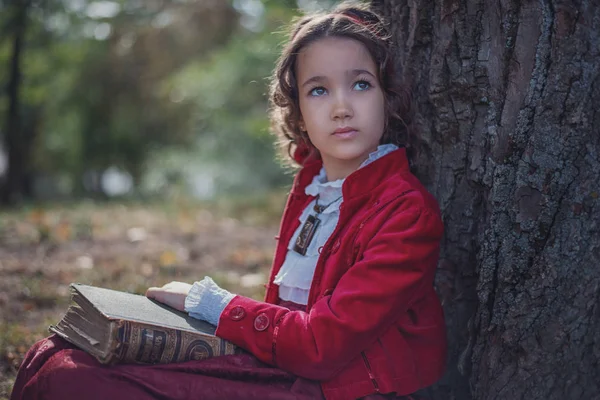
[146,281,193,312]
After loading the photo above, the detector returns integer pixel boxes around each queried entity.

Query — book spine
[103,320,238,365]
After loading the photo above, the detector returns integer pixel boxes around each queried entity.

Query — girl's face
[296,36,385,179]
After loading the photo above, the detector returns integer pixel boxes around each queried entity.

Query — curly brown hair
[268,1,415,167]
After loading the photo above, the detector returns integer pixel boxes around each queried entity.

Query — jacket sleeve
[215,203,443,381]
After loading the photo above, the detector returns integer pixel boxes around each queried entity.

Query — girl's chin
[321,149,373,165]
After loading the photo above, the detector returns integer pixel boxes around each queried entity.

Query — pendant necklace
[293,194,343,256]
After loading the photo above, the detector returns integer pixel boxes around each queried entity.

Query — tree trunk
[2,0,29,205]
[374,1,600,399]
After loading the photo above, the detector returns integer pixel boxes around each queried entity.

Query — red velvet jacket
[215,148,446,400]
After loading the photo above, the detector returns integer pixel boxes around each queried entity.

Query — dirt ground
[0,194,286,399]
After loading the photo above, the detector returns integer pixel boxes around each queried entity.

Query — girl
[10,2,446,399]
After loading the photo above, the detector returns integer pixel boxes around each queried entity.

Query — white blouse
[274,144,399,305]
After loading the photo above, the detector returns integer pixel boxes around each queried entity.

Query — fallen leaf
[54,221,72,242]
[159,250,178,267]
[29,209,46,225]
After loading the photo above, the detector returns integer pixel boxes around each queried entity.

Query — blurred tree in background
[0,0,334,204]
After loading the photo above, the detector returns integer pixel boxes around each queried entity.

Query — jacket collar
[292,147,410,200]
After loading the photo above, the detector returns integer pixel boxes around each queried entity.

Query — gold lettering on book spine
[116,321,237,364]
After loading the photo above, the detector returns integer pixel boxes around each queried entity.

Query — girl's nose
[330,93,353,121]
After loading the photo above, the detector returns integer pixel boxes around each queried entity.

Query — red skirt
[10,334,325,400]
[10,301,424,400]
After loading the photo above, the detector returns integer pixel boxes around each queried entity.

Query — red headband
[336,13,363,25]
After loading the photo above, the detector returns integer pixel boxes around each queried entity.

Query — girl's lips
[332,128,358,139]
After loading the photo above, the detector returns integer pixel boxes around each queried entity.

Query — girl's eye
[309,87,327,97]
[354,80,371,91]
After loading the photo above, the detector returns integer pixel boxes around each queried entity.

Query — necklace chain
[313,194,343,214]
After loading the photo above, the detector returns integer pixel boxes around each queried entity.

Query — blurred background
[0,0,340,204]
[0,0,337,397]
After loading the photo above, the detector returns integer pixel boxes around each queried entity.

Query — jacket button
[254,313,270,331]
[230,306,246,321]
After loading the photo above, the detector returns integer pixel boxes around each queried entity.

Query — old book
[50,283,238,365]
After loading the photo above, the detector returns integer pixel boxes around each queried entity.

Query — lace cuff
[184,277,235,326]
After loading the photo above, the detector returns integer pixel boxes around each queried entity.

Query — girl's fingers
[145,287,160,299]
[146,282,181,296]
[145,287,168,300]
[145,284,189,311]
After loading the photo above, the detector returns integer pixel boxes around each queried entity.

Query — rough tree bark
[374,1,599,399]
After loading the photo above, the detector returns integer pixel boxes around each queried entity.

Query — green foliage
[166,17,293,193]
[0,1,318,201]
